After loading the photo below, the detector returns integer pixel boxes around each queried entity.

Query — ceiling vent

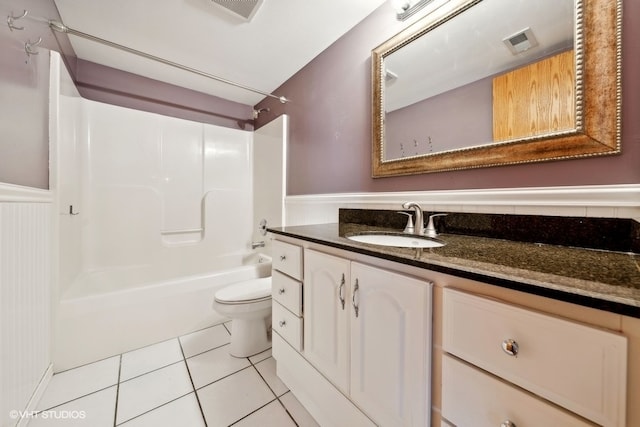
[503,27,538,55]
[209,0,264,22]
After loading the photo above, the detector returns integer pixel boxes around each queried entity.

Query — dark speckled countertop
[268,222,640,318]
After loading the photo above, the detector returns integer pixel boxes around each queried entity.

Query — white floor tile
[279,392,320,427]
[248,348,271,364]
[197,367,274,427]
[118,393,205,427]
[116,361,193,424]
[120,338,184,381]
[232,400,296,427]
[29,386,117,427]
[254,358,288,396]
[36,356,120,411]
[180,325,230,358]
[186,344,250,389]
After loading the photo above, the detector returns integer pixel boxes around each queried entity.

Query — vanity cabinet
[304,249,432,427]
[271,240,303,351]
[442,288,627,427]
[272,240,433,427]
[303,249,351,393]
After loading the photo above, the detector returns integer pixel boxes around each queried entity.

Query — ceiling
[52,0,387,106]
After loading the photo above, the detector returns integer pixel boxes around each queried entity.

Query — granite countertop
[268,223,640,318]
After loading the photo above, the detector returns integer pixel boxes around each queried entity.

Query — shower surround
[51,53,285,370]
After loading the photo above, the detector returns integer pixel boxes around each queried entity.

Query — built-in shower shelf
[161,228,204,246]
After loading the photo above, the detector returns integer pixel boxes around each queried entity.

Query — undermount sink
[346,232,445,248]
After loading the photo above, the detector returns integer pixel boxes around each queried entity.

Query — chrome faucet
[402,202,424,235]
[425,213,448,238]
[251,241,266,249]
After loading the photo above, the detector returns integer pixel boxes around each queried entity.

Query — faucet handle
[425,213,447,238]
[397,211,415,234]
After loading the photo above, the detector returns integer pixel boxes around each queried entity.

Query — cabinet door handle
[338,273,346,310]
[500,420,516,427]
[352,278,360,318]
[278,288,285,295]
[501,339,519,357]
[280,255,287,261]
[279,320,286,327]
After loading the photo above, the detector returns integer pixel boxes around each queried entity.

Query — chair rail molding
[0,183,52,203]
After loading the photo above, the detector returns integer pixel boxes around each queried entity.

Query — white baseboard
[16,364,53,427]
[285,184,640,225]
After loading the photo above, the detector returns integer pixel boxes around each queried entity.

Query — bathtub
[54,253,272,371]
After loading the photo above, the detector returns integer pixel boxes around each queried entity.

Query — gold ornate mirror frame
[372,0,622,177]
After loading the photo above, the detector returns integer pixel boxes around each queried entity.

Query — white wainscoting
[284,184,640,226]
[0,184,52,427]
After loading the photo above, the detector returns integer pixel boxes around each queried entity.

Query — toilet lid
[214,277,272,303]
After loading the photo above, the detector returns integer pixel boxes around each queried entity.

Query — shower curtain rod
[48,20,289,104]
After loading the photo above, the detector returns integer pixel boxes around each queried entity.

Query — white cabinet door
[303,249,351,394]
[350,262,431,427]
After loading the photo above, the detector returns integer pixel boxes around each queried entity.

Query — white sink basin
[346,232,445,248]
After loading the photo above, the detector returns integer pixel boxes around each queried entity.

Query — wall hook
[7,10,27,31]
[24,36,42,57]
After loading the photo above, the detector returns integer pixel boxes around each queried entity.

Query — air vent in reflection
[210,0,264,21]
[503,27,538,55]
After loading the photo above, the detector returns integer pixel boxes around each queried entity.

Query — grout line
[194,365,254,391]
[222,321,232,335]
[113,354,122,427]
[276,392,301,427]
[251,363,279,399]
[115,392,194,426]
[227,398,278,426]
[53,353,121,375]
[178,336,209,427]
[38,385,117,412]
[184,342,233,360]
[119,358,185,384]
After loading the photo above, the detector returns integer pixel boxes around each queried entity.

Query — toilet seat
[214,277,272,305]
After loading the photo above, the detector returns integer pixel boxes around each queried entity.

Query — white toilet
[213,277,272,357]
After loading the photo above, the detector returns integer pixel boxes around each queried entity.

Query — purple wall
[73,60,254,131]
[255,1,640,196]
[385,77,492,158]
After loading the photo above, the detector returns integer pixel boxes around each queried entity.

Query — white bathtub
[54,253,272,371]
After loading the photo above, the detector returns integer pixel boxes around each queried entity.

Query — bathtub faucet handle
[251,241,265,249]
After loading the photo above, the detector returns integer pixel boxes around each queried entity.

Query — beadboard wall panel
[0,200,52,427]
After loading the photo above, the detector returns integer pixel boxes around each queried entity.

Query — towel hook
[24,36,42,57]
[7,10,27,31]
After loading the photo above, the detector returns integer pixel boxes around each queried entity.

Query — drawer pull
[338,273,346,310]
[278,288,285,295]
[352,279,360,318]
[500,421,516,427]
[279,320,286,327]
[280,255,287,261]
[501,339,519,357]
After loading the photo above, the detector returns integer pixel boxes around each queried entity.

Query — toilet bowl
[213,277,272,357]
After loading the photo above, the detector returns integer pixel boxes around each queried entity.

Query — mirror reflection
[383,0,575,160]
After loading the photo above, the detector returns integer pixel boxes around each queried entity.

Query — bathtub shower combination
[53,62,287,370]
[56,253,272,370]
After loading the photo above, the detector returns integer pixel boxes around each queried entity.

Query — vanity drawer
[272,270,302,316]
[272,301,303,351]
[442,355,595,427]
[272,240,303,280]
[442,288,627,427]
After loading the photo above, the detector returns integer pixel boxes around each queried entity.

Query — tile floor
[29,323,319,427]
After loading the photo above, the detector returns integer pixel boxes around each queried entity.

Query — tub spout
[251,241,266,249]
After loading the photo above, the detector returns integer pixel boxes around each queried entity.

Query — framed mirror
[371,0,621,177]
